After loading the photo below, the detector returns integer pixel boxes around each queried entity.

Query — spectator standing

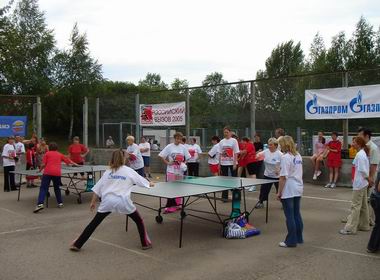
[2,136,17,192]
[325,132,342,188]
[185,138,202,177]
[139,137,152,178]
[106,136,115,148]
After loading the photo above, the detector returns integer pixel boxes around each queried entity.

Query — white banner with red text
[139,102,186,127]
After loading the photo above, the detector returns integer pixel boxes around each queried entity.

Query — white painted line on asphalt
[302,196,351,203]
[0,207,28,217]
[311,246,380,259]
[0,225,52,235]
[90,237,172,264]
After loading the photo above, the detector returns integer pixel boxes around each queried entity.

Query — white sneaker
[313,174,317,180]
[324,183,332,188]
[248,186,256,192]
[330,183,336,188]
[58,203,64,208]
[279,242,288,248]
[316,170,322,177]
[33,204,44,213]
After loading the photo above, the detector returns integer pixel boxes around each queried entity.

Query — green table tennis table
[130,176,278,248]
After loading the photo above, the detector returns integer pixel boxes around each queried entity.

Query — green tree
[326,31,348,71]
[1,0,55,95]
[52,23,102,140]
[307,32,327,72]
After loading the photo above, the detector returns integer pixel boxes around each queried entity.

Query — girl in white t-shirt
[208,136,220,176]
[70,150,154,251]
[340,136,370,235]
[2,136,17,192]
[185,138,202,177]
[255,138,282,209]
[159,132,191,213]
[277,136,304,248]
[125,136,145,177]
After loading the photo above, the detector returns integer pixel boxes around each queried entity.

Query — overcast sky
[6,0,380,86]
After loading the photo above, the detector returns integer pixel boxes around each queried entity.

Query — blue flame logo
[306,94,318,114]
[357,91,362,105]
[349,91,363,113]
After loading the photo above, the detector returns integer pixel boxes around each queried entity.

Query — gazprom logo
[306,93,348,115]
[306,94,318,114]
[349,91,363,113]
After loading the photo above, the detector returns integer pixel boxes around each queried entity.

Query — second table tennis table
[130,176,278,247]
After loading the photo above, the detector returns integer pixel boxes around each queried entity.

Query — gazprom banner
[305,84,380,120]
[0,116,27,137]
[140,102,186,127]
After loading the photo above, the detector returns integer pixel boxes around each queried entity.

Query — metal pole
[166,128,170,146]
[96,97,100,147]
[342,72,349,150]
[83,97,88,147]
[296,127,302,153]
[202,128,206,149]
[119,123,123,148]
[102,123,105,147]
[36,96,42,138]
[250,81,256,140]
[135,93,140,143]
[186,89,190,138]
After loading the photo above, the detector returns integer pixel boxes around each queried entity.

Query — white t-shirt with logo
[262,149,283,178]
[125,143,144,170]
[218,138,240,166]
[2,144,16,167]
[92,166,150,214]
[353,149,369,190]
[159,143,191,175]
[15,142,25,155]
[208,143,220,165]
[186,144,202,163]
[280,153,303,199]
[139,142,151,157]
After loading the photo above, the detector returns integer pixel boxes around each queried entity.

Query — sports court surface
[0,174,379,280]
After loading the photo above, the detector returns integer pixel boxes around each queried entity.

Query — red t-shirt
[26,149,35,165]
[244,142,257,164]
[68,144,87,163]
[327,140,342,161]
[238,142,247,167]
[43,151,71,176]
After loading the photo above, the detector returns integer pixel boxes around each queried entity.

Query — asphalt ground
[0,174,379,280]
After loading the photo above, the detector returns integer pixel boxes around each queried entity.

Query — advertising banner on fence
[0,116,27,137]
[140,102,186,127]
[305,84,380,120]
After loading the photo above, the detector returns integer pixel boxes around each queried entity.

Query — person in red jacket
[34,142,76,213]
[325,132,342,189]
[241,137,257,191]
[68,136,89,178]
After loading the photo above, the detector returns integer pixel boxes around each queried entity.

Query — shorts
[327,159,341,168]
[142,156,150,167]
[246,162,259,175]
[209,164,219,174]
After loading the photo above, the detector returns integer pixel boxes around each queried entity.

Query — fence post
[36,96,42,138]
[296,127,302,153]
[119,123,123,148]
[135,93,140,143]
[83,96,88,147]
[96,97,100,147]
[202,128,206,148]
[342,72,349,150]
[166,128,170,146]
[250,81,256,140]
[186,89,190,138]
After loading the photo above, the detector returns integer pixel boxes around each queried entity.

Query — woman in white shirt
[255,138,282,209]
[159,132,191,213]
[139,137,151,178]
[277,136,304,248]
[185,138,202,177]
[125,136,145,177]
[340,136,370,235]
[2,136,17,192]
[70,150,153,251]
[208,136,220,176]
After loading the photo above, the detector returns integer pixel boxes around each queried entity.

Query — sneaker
[255,202,264,209]
[341,217,348,223]
[330,183,336,188]
[279,242,288,248]
[58,203,64,208]
[33,204,44,213]
[69,245,80,252]
[248,186,256,192]
[324,183,332,188]
[142,244,152,250]
[163,207,177,214]
[367,248,376,254]
[316,170,322,177]
[339,229,354,235]
[313,174,317,180]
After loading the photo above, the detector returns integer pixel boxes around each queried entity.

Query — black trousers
[368,193,380,252]
[74,210,150,249]
[187,162,199,177]
[259,175,279,203]
[3,166,16,192]
[220,165,236,199]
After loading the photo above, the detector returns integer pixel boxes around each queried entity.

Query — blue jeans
[135,168,145,178]
[281,196,303,246]
[37,175,63,205]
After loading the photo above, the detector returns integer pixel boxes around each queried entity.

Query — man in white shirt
[2,136,17,192]
[14,136,26,185]
[106,136,115,148]
[218,127,240,200]
[358,128,380,226]
[185,138,202,177]
[139,137,151,178]
[125,136,145,177]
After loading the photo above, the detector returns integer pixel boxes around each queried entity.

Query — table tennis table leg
[179,197,190,248]
[125,215,129,232]
[266,199,269,224]
[17,174,22,201]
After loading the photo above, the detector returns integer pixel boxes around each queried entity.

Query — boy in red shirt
[68,136,89,178]
[34,142,76,213]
